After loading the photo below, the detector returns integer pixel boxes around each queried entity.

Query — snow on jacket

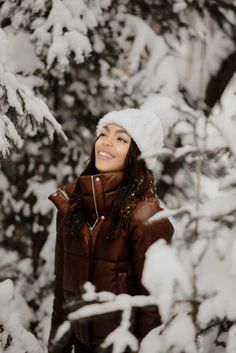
[48,171,174,352]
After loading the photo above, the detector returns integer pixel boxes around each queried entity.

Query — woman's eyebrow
[115,129,129,135]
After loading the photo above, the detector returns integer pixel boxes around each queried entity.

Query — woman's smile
[97,150,115,160]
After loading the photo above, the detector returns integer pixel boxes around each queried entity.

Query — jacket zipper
[58,188,69,200]
[87,176,100,344]
[88,176,100,280]
[88,176,99,232]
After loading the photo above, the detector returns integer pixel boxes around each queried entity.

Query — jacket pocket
[117,272,128,294]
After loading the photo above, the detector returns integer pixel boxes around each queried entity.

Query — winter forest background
[0,0,236,352]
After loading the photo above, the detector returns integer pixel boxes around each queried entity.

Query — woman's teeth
[99,151,114,159]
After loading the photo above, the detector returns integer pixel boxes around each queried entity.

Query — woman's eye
[118,137,127,143]
[99,133,106,137]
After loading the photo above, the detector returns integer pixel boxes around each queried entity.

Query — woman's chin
[95,161,121,174]
[96,159,111,170]
[97,168,115,173]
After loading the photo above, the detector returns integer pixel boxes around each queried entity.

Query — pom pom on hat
[96,95,178,170]
[140,95,178,137]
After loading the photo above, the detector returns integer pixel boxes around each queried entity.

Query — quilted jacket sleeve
[48,210,74,353]
[129,197,174,340]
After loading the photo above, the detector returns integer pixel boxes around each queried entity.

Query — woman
[48,107,175,353]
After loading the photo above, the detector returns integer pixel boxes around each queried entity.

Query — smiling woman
[48,103,175,353]
[95,124,131,173]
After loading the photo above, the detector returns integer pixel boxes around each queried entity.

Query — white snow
[0,61,67,157]
[24,179,57,216]
[0,28,8,65]
[101,326,138,353]
[0,114,24,158]
[32,0,111,72]
[4,27,44,74]
[142,239,192,321]
[0,279,43,353]
[192,193,236,219]
[210,114,236,157]
[227,325,236,353]
[219,170,236,190]
[119,14,178,98]
[174,7,235,101]
[140,314,197,353]
[164,314,197,353]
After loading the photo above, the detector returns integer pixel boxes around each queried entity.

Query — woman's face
[95,123,131,173]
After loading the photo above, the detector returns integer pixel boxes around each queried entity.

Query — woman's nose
[103,137,112,146]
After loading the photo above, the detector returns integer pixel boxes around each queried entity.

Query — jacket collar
[77,171,124,215]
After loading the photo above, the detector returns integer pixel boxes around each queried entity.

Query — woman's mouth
[97,151,115,160]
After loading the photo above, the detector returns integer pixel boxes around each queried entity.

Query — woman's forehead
[102,123,130,135]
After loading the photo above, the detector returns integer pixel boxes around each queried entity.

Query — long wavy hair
[67,138,157,239]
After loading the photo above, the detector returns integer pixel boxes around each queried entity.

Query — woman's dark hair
[67,138,156,239]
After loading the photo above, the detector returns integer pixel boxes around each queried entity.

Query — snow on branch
[0,0,111,76]
[54,282,158,353]
[68,282,157,321]
[147,191,236,225]
[57,243,196,353]
[138,100,230,170]
[0,279,43,353]
[0,114,24,158]
[31,0,111,74]
[142,239,192,321]
[210,114,236,157]
[139,313,197,353]
[0,62,67,158]
[101,324,139,353]
[118,14,178,97]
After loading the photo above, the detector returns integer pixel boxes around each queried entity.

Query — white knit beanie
[96,95,178,170]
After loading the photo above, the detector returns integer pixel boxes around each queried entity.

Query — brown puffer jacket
[48,171,174,352]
